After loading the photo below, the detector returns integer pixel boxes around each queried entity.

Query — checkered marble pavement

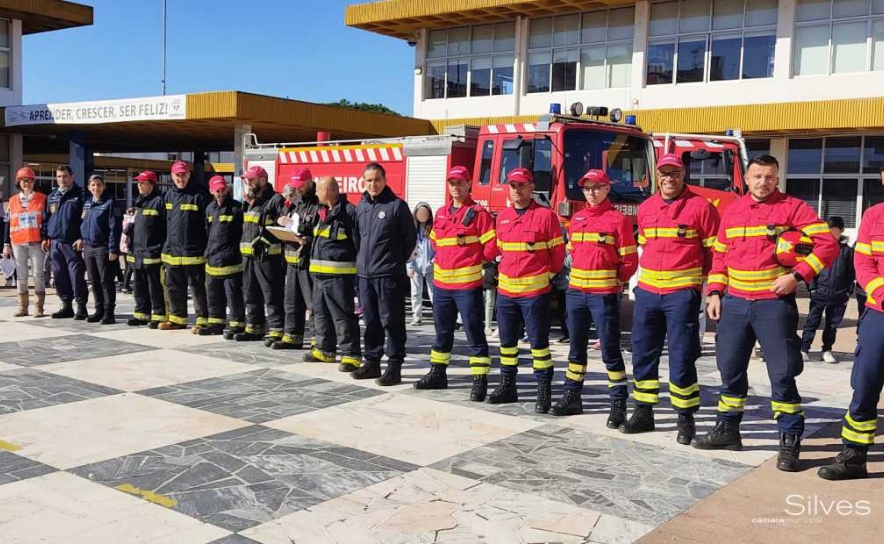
[0,291,858,543]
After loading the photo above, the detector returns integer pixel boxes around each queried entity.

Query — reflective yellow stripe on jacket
[433,263,483,285]
[569,268,619,289]
[309,259,357,275]
[161,254,207,266]
[239,242,282,256]
[727,266,788,292]
[313,226,348,240]
[639,266,703,289]
[498,236,564,253]
[499,272,550,293]
[206,263,244,276]
[571,232,616,245]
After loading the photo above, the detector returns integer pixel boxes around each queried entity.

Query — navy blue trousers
[51,239,88,305]
[565,290,626,399]
[800,295,847,352]
[431,286,490,376]
[359,275,407,364]
[496,292,552,378]
[841,308,884,447]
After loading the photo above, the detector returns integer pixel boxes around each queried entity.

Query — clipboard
[266,226,303,243]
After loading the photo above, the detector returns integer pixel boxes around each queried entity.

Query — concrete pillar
[631,1,650,109]
[774,0,796,80]
[770,138,789,191]
[515,16,527,116]
[68,131,92,187]
[233,124,251,202]
[413,28,426,118]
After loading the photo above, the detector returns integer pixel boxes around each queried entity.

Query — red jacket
[429,198,496,290]
[854,202,884,313]
[706,189,838,300]
[568,199,638,294]
[493,201,565,298]
[637,187,720,294]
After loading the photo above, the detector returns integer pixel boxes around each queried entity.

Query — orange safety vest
[8,192,46,245]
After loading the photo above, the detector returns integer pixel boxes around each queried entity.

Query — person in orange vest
[697,154,839,471]
[413,166,497,400]
[489,167,565,413]
[620,153,720,445]
[551,169,638,421]
[2,167,48,317]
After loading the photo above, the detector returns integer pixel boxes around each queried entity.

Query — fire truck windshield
[563,129,652,203]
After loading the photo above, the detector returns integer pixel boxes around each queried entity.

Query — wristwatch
[709,290,722,297]
[791,270,803,282]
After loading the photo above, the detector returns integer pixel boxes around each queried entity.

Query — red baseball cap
[506,167,533,184]
[656,153,684,169]
[171,160,189,174]
[134,171,158,183]
[208,175,227,193]
[242,165,268,180]
[288,167,313,189]
[578,169,611,187]
[447,165,471,183]
[15,167,36,181]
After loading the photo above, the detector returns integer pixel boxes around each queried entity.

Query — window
[528,7,635,93]
[0,134,8,199]
[497,138,554,195]
[647,0,776,85]
[478,140,494,185]
[746,139,771,161]
[793,0,884,76]
[684,148,738,191]
[563,129,651,202]
[424,23,515,99]
[0,20,8,88]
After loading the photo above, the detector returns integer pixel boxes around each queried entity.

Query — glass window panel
[710,34,742,80]
[788,139,823,174]
[554,14,580,46]
[824,136,861,173]
[743,33,776,78]
[581,46,606,90]
[794,24,830,75]
[608,8,635,40]
[796,0,832,22]
[0,51,7,88]
[426,61,447,99]
[832,0,868,18]
[527,51,552,92]
[552,48,578,91]
[863,135,884,172]
[492,55,514,95]
[786,178,822,211]
[494,22,516,51]
[470,57,492,96]
[650,1,679,36]
[647,41,676,84]
[608,43,633,87]
[679,0,711,33]
[821,179,858,228]
[746,139,771,161]
[863,178,884,213]
[472,25,493,54]
[876,0,884,13]
[427,30,447,58]
[0,21,8,48]
[581,11,607,43]
[873,20,884,71]
[478,140,494,185]
[448,27,471,56]
[832,21,867,73]
[0,134,9,161]
[447,59,468,98]
[746,0,779,26]
[529,18,553,48]
[712,0,743,30]
[677,38,707,82]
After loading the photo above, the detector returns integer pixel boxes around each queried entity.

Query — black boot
[619,404,655,434]
[263,335,278,347]
[607,399,627,429]
[196,324,224,336]
[818,445,869,481]
[52,303,74,319]
[470,375,488,402]
[677,413,696,445]
[535,370,553,414]
[74,303,88,321]
[271,339,303,350]
[101,307,116,325]
[87,308,103,323]
[351,359,382,380]
[414,364,448,390]
[777,433,802,472]
[693,419,743,451]
[127,317,149,326]
[223,327,243,340]
[234,331,264,342]
[376,361,402,386]
[487,372,518,404]
[551,388,583,416]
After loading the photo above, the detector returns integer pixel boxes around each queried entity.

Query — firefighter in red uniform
[489,167,565,413]
[551,170,638,421]
[621,154,720,445]
[819,168,884,480]
[413,166,497,401]
[697,154,838,471]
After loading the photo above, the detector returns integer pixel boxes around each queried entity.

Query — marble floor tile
[89,327,230,349]
[0,362,21,373]
[179,342,304,368]
[0,334,156,367]
[138,368,384,424]
[22,314,136,333]
[0,393,248,469]
[0,472,229,543]
[0,368,121,415]
[208,535,263,544]
[266,393,541,466]
[0,451,57,486]
[0,321,76,342]
[41,349,256,392]
[430,424,751,527]
[72,425,418,533]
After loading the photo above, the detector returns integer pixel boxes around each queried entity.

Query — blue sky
[23,0,415,115]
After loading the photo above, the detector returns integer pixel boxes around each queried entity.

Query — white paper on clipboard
[266,226,303,243]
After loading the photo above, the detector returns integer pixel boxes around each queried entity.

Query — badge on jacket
[378,211,386,219]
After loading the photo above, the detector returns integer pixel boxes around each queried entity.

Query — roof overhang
[1,0,93,35]
[345,0,632,40]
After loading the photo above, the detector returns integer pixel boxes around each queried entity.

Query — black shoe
[619,404,655,434]
[551,388,583,416]
[338,363,358,373]
[535,371,553,414]
[234,331,264,342]
[376,362,402,386]
[272,340,303,350]
[127,317,149,327]
[607,399,627,429]
[487,373,518,404]
[263,336,278,347]
[693,419,743,451]
[470,375,488,402]
[52,305,74,319]
[197,324,224,336]
[74,304,88,321]
[777,433,802,472]
[413,364,448,390]
[100,312,116,325]
[677,413,696,445]
[352,360,382,380]
[148,321,160,329]
[818,445,869,481]
[86,312,103,323]
[223,328,243,340]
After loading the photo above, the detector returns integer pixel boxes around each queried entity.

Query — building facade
[348,0,884,235]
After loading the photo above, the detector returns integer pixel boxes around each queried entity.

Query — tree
[325,99,400,116]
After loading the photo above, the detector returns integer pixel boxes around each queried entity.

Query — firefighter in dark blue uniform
[44,165,88,319]
[80,174,121,324]
[202,175,245,337]
[126,171,167,328]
